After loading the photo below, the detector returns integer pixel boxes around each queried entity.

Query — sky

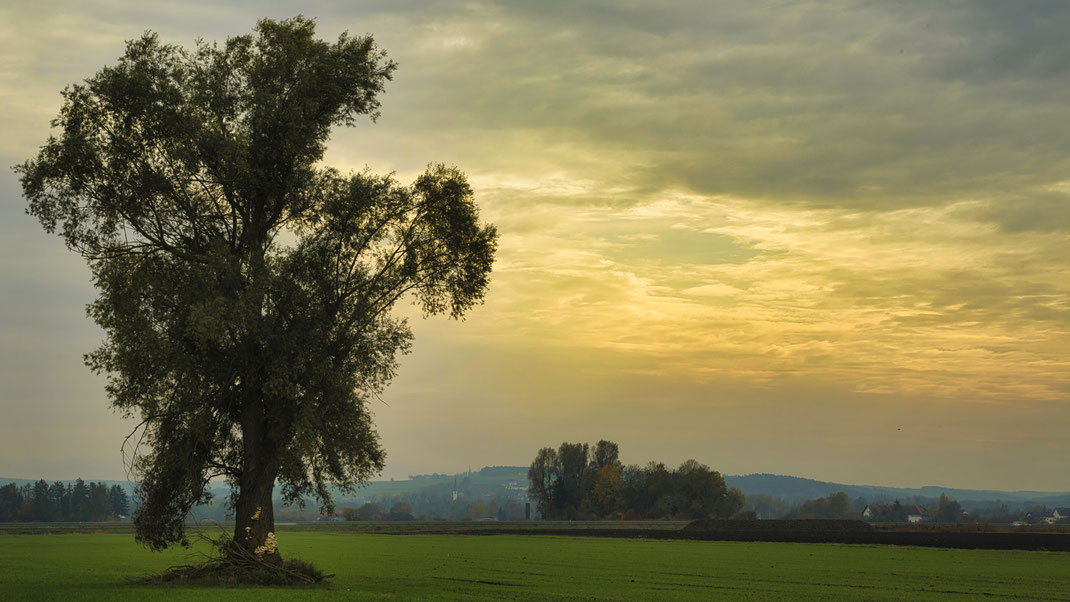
[1,1,1069,491]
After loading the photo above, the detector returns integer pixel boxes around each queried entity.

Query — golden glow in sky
[1,1,1068,490]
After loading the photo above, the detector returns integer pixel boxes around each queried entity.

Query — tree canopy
[17,17,497,558]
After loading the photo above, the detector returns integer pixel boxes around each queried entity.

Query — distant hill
[333,465,529,503]
[725,473,1070,509]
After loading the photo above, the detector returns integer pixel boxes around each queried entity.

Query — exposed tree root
[134,534,333,587]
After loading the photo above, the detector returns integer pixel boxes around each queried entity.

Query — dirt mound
[683,519,875,534]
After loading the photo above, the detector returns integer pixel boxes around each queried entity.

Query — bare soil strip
[391,527,1070,551]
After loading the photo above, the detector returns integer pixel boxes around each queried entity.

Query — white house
[862,503,929,523]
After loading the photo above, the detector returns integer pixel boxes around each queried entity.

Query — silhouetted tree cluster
[0,479,129,521]
[527,441,745,520]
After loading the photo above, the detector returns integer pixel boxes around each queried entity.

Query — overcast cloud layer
[2,1,1068,490]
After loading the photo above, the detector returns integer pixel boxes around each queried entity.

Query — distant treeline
[340,497,527,522]
[0,479,130,522]
[528,440,745,520]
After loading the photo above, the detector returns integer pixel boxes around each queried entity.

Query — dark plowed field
[432,527,1070,551]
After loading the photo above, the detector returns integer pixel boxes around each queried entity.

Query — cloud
[357,1,1070,217]
[3,1,1070,488]
[681,283,742,297]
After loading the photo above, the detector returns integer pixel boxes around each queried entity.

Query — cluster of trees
[871,494,962,524]
[528,440,745,520]
[770,491,959,522]
[791,492,851,519]
[934,493,963,522]
[0,480,129,522]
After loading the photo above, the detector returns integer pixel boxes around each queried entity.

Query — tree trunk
[232,408,281,564]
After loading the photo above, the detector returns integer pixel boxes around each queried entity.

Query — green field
[2,531,1068,600]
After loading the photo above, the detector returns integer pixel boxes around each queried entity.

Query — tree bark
[232,405,281,564]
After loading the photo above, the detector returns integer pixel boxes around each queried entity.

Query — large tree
[17,17,496,561]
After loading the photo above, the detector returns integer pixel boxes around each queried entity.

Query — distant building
[1034,508,1070,524]
[863,503,929,523]
[901,505,929,523]
[452,476,462,501]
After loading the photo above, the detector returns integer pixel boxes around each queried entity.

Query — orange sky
[1,1,1068,490]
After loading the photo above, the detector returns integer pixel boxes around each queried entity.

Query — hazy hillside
[328,466,529,503]
[726,473,1070,509]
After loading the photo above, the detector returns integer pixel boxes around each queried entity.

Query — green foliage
[0,479,127,522]
[719,487,747,519]
[587,465,623,516]
[355,502,387,521]
[527,447,558,518]
[526,442,591,519]
[590,440,621,471]
[553,442,590,517]
[936,492,963,523]
[0,484,19,521]
[795,491,851,519]
[108,485,130,517]
[16,17,496,552]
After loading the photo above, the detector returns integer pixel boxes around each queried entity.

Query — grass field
[2,531,1069,600]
